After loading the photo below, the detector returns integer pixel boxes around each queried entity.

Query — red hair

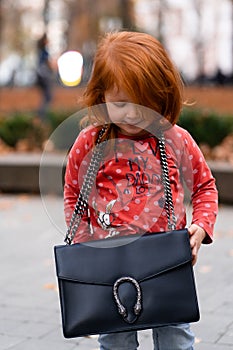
[82,31,184,129]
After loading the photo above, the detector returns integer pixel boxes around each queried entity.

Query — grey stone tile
[7,338,76,350]
[192,312,233,344]
[195,342,233,350]
[0,335,25,350]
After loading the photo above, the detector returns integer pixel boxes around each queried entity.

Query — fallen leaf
[195,337,202,344]
[17,194,30,201]
[43,283,58,291]
[44,259,53,267]
[0,200,14,210]
[229,249,233,257]
[198,265,212,274]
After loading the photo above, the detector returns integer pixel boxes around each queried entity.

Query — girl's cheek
[108,109,123,123]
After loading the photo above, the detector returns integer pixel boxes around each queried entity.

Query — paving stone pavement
[0,194,233,349]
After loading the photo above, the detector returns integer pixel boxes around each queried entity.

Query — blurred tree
[0,0,3,56]
[157,0,168,44]
[63,0,136,51]
[192,0,205,81]
[119,0,135,30]
[0,1,23,56]
[0,0,43,59]
[43,0,51,29]
[63,0,136,83]
[65,0,99,50]
[231,0,233,76]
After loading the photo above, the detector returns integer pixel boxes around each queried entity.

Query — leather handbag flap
[54,229,191,285]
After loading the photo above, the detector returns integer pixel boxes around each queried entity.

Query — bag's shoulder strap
[158,133,177,230]
[64,126,107,244]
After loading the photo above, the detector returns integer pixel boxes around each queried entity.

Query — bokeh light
[57,51,83,87]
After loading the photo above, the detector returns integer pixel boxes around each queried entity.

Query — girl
[64,31,218,350]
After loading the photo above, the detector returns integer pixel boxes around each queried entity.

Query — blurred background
[0,0,233,161]
[0,0,233,87]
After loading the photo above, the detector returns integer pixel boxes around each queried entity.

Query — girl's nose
[125,106,141,123]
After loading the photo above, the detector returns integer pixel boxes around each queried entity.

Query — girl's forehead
[105,85,131,101]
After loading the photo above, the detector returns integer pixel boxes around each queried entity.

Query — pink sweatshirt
[64,124,218,244]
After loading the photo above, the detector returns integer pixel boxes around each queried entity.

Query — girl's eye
[112,102,127,108]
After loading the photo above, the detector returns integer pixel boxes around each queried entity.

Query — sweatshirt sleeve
[64,127,97,243]
[179,128,218,243]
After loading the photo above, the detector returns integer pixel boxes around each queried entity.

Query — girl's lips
[119,123,142,130]
[123,119,144,126]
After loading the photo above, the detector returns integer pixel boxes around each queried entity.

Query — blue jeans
[98,324,195,350]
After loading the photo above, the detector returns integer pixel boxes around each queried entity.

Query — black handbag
[54,129,200,338]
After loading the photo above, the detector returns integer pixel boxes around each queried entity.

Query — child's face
[105,87,154,136]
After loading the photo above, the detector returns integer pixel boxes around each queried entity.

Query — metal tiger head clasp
[113,276,142,324]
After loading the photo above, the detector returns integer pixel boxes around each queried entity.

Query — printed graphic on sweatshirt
[92,137,167,232]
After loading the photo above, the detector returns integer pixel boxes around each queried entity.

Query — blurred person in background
[36,33,54,121]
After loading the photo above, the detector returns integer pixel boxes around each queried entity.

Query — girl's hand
[188,224,206,265]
